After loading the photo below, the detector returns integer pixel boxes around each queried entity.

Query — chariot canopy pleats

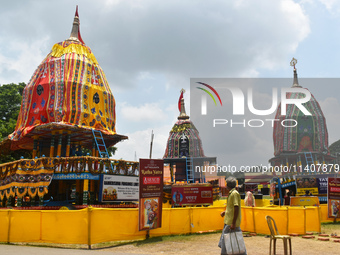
[163,90,216,183]
[163,91,205,159]
[270,59,334,167]
[9,7,126,150]
[0,7,130,207]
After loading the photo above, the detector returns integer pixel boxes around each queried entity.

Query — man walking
[218,176,247,255]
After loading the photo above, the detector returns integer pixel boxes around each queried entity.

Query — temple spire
[68,6,85,44]
[290,58,301,88]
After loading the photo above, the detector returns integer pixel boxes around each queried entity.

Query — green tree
[0,83,31,163]
[0,83,25,140]
[107,146,117,157]
[81,146,117,157]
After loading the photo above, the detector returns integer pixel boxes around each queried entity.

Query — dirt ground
[3,224,340,254]
[102,232,340,255]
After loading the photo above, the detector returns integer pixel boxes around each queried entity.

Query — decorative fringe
[171,123,192,133]
[16,187,28,198]
[5,187,15,198]
[28,187,38,197]
[38,187,48,198]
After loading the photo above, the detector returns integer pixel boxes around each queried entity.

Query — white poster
[100,175,139,202]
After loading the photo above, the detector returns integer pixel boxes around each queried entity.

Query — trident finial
[290,58,297,70]
[290,58,300,87]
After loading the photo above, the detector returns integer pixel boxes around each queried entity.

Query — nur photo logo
[196,82,223,115]
[192,77,313,129]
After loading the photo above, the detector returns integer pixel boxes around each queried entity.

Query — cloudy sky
[1,0,340,168]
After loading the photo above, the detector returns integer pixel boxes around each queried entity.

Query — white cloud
[0,0,318,169]
[85,0,311,88]
[0,0,311,88]
[319,0,340,13]
[114,125,172,161]
[119,102,167,122]
[0,37,49,84]
[137,71,154,80]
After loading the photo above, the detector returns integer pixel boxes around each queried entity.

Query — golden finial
[180,88,186,94]
[290,58,300,87]
[290,58,297,70]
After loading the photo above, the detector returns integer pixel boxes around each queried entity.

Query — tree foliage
[0,83,31,163]
[81,146,117,157]
[0,83,25,140]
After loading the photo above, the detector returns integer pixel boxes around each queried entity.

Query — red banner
[139,159,164,231]
[171,184,213,206]
[328,178,340,218]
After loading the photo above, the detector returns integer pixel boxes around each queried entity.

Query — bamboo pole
[57,132,63,157]
[50,133,55,157]
[88,206,92,249]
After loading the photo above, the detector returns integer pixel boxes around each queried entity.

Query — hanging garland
[16,187,28,198]
[5,187,15,199]
[28,187,38,197]
[170,123,192,133]
[58,158,66,173]
[88,157,100,174]
[129,163,139,175]
[73,157,86,174]
[106,159,114,174]
[37,186,48,197]
[117,161,128,175]
[0,165,9,179]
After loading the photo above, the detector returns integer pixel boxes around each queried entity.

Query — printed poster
[295,177,318,196]
[99,175,139,202]
[171,184,213,206]
[317,177,328,194]
[328,178,340,218]
[139,159,164,231]
[290,196,320,206]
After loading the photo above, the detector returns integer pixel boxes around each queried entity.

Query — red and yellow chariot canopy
[9,11,117,149]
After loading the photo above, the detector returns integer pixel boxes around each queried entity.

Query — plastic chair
[266,215,292,255]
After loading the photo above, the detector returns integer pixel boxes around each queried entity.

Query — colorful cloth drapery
[273,89,329,156]
[9,40,116,148]
[164,119,206,158]
[0,158,55,199]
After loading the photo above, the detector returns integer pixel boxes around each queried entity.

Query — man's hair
[226,176,237,189]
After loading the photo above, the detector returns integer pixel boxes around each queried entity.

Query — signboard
[290,196,320,206]
[99,175,139,202]
[53,173,100,180]
[139,159,164,231]
[171,184,213,206]
[295,177,318,196]
[328,178,340,218]
[317,177,328,194]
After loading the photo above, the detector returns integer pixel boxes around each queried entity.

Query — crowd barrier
[0,203,332,246]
